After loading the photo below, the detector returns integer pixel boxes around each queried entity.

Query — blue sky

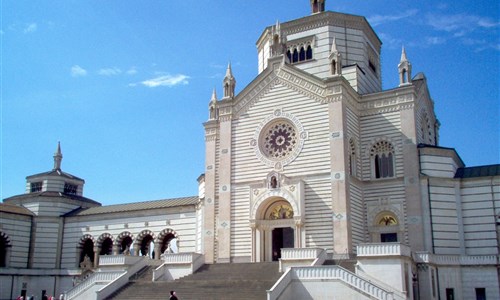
[1,0,499,204]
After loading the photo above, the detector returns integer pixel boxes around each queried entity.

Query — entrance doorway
[272,227,294,261]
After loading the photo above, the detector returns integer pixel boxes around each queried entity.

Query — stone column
[93,247,99,268]
[154,244,161,260]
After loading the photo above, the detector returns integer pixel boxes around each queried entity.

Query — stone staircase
[106,262,281,300]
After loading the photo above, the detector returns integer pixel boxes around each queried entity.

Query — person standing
[169,290,178,300]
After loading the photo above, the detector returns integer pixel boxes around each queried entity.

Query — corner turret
[398,46,412,86]
[223,63,236,99]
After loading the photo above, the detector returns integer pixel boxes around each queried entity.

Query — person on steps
[169,290,178,300]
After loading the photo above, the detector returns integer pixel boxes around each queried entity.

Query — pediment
[233,58,337,118]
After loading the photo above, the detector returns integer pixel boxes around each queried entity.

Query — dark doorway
[381,233,397,243]
[0,235,7,267]
[140,235,154,257]
[272,227,294,261]
[79,239,94,265]
[99,238,113,255]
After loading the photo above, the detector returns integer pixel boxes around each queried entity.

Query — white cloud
[367,9,418,27]
[426,13,499,34]
[425,36,446,45]
[126,67,137,75]
[71,65,87,77]
[23,23,37,34]
[140,74,189,88]
[98,67,122,76]
[377,33,403,49]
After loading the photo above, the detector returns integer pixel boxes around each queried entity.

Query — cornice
[257,11,381,52]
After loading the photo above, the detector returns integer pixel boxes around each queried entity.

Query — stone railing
[357,243,411,258]
[65,271,123,300]
[153,252,204,281]
[414,252,498,266]
[279,248,325,272]
[98,255,143,266]
[281,248,324,259]
[267,268,292,300]
[95,257,149,300]
[267,266,405,300]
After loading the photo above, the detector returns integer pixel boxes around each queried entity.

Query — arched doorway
[157,229,177,257]
[251,198,301,262]
[0,232,11,267]
[78,236,95,267]
[99,237,113,255]
[135,230,155,258]
[115,231,134,255]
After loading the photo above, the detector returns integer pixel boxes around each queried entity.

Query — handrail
[267,266,405,300]
[292,266,403,300]
[65,271,123,300]
[267,268,293,300]
[96,256,149,300]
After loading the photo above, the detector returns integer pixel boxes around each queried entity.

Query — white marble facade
[1,1,499,299]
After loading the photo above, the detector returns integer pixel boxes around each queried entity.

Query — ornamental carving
[251,109,307,170]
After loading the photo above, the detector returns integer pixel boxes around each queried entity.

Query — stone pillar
[400,99,425,250]
[217,110,232,263]
[250,222,256,262]
[327,83,352,256]
[93,247,99,268]
[154,244,161,260]
[203,121,218,263]
[112,244,119,255]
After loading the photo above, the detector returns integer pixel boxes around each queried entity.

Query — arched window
[374,212,399,243]
[292,48,299,63]
[299,47,305,61]
[99,238,113,255]
[79,238,94,266]
[402,69,408,83]
[331,60,337,75]
[306,45,313,60]
[286,50,292,62]
[370,141,395,179]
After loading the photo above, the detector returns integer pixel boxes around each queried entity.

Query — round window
[260,119,298,160]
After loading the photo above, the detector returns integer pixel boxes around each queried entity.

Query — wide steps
[106,262,281,300]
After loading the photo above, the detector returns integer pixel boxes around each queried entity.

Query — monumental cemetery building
[1,1,499,299]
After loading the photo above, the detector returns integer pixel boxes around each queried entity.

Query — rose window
[261,120,298,160]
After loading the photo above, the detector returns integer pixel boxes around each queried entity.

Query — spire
[329,37,342,76]
[398,46,412,86]
[209,88,218,120]
[223,62,236,98]
[310,0,325,14]
[210,87,218,103]
[400,46,408,63]
[53,141,63,171]
[225,62,234,80]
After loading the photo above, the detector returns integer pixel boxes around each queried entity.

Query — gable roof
[65,196,199,216]
[26,169,85,182]
[0,203,35,216]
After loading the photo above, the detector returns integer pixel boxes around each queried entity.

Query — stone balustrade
[98,255,143,266]
[65,271,123,300]
[267,266,404,300]
[413,252,498,266]
[281,248,323,260]
[357,243,411,258]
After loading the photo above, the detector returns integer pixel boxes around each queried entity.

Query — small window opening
[64,183,78,194]
[292,49,298,63]
[306,45,313,60]
[30,182,43,193]
[299,47,305,61]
